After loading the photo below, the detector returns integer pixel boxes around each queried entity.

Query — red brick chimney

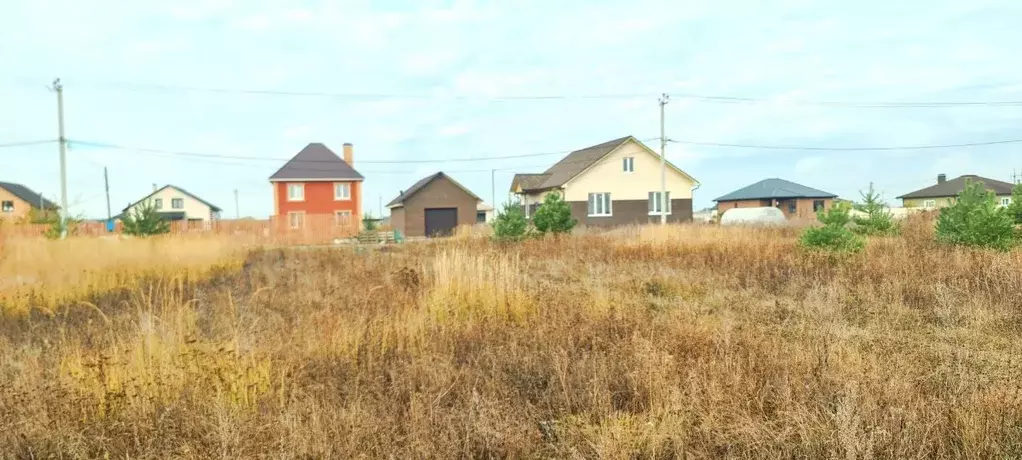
[343,143,353,166]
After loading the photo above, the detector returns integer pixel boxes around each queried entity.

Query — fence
[0,214,363,245]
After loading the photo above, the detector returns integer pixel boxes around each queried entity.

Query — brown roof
[387,172,481,208]
[897,175,1015,199]
[532,136,632,191]
[269,143,364,181]
[510,173,550,192]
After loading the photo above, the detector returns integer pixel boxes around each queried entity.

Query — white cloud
[284,125,312,139]
[437,123,471,138]
[794,156,826,175]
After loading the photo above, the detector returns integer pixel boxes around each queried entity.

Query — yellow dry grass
[2,222,1022,458]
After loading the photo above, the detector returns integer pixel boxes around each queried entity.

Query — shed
[387,172,482,237]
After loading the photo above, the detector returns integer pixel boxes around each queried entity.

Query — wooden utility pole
[659,93,669,225]
[52,78,69,238]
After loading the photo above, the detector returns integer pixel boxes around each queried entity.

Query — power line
[0,139,57,148]
[68,80,1022,107]
[672,93,1022,108]
[667,137,1022,151]
[70,80,652,101]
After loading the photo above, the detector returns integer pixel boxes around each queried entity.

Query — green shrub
[935,180,1016,251]
[121,200,170,237]
[492,201,529,242]
[799,201,865,253]
[532,192,576,235]
[852,182,899,236]
[1006,183,1022,225]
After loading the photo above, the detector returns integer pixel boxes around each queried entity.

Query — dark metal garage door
[424,208,458,237]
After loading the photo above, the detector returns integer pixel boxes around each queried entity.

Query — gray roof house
[715,178,838,219]
[269,143,365,181]
[897,174,1015,203]
[0,181,58,209]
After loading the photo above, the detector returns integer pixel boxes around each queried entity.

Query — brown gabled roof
[269,143,364,181]
[509,173,551,193]
[897,175,1015,199]
[386,172,481,208]
[0,182,58,209]
[532,136,632,191]
[512,136,698,193]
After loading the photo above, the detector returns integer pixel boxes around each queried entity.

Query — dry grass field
[2,220,1022,458]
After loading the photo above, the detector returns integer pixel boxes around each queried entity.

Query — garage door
[424,208,458,237]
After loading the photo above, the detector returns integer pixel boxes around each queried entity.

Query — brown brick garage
[387,173,482,238]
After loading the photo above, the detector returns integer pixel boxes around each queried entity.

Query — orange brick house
[270,143,364,232]
[715,178,837,220]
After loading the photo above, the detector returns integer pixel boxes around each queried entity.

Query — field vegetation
[2,218,1022,458]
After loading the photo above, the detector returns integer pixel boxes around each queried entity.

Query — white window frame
[1,200,13,212]
[288,211,304,229]
[154,198,163,210]
[287,183,305,202]
[622,157,635,173]
[923,199,936,208]
[171,198,184,209]
[334,182,351,201]
[648,191,671,216]
[1000,197,1012,207]
[335,210,353,225]
[588,193,612,217]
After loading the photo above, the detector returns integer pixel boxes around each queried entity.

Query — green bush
[121,200,170,237]
[935,180,1016,251]
[799,201,865,253]
[852,182,899,236]
[492,201,529,242]
[1006,183,1022,225]
[532,192,576,235]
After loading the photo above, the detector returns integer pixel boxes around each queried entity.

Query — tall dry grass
[2,224,1022,458]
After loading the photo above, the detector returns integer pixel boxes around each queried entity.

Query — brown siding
[568,199,693,227]
[717,198,833,220]
[397,176,479,237]
[389,207,405,236]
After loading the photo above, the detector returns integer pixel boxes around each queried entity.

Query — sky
[2,0,1022,219]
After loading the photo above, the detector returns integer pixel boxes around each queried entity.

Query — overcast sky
[2,0,1021,219]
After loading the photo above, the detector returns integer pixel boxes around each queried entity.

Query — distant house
[897,174,1015,209]
[387,172,482,237]
[0,181,58,221]
[715,178,837,220]
[510,136,700,226]
[270,143,364,229]
[477,203,495,224]
[122,184,221,222]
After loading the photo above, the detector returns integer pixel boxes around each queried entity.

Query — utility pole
[491,169,496,208]
[104,167,111,223]
[234,189,240,218]
[378,193,383,217]
[659,93,669,225]
[52,78,69,238]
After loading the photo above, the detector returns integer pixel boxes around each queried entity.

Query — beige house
[121,185,222,222]
[898,174,1015,209]
[0,181,58,222]
[510,136,699,226]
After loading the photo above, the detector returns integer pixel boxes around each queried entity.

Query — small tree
[852,182,899,236]
[799,201,865,253]
[1006,183,1022,226]
[121,199,170,237]
[492,200,529,242]
[362,212,380,232]
[532,192,576,235]
[935,180,1016,250]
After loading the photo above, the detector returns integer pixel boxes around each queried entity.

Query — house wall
[125,187,219,221]
[717,198,833,220]
[390,207,406,235]
[570,198,693,226]
[561,141,696,202]
[0,187,33,221]
[274,181,362,221]
[396,175,479,237]
[903,195,1012,209]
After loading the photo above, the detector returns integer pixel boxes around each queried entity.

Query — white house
[121,184,222,223]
